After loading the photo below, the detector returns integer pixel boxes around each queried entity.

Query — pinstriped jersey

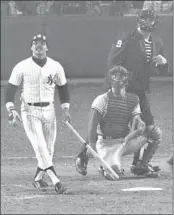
[91,90,141,137]
[8,57,67,103]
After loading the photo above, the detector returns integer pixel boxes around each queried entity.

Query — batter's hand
[62,108,71,123]
[8,110,22,127]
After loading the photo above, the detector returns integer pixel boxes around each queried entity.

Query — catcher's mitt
[75,151,89,176]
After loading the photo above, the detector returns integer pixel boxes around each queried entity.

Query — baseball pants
[21,102,57,169]
[96,135,147,166]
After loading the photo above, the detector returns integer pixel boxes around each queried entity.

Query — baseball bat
[65,121,119,180]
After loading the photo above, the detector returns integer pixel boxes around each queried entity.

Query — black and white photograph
[1,0,173,214]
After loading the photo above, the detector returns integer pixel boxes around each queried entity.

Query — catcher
[75,65,160,179]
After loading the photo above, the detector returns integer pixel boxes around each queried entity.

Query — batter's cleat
[33,179,48,190]
[75,157,88,176]
[131,163,160,178]
[54,182,67,194]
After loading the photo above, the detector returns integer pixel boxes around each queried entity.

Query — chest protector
[100,92,139,138]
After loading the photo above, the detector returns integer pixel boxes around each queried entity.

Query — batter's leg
[21,113,61,186]
[22,113,53,168]
[43,119,57,160]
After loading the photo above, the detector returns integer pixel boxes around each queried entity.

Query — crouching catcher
[75,65,162,179]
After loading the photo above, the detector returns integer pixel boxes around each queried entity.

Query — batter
[5,34,71,194]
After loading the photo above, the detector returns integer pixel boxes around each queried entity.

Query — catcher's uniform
[8,56,68,169]
[92,90,142,166]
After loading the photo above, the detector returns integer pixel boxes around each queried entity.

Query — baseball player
[74,65,157,180]
[5,34,71,194]
[107,8,168,176]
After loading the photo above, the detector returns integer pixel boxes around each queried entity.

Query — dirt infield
[1,157,172,214]
[1,81,173,214]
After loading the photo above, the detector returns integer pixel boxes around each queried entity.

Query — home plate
[122,187,163,192]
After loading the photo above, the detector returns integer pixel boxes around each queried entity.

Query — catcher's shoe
[98,165,124,180]
[54,182,67,194]
[75,154,88,176]
[98,165,113,180]
[33,179,48,190]
[111,165,124,178]
[131,163,160,178]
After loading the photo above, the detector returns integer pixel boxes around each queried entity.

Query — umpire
[107,8,169,176]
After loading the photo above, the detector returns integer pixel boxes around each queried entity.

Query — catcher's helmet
[108,65,130,88]
[137,8,158,32]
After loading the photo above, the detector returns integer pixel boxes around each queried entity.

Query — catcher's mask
[108,65,130,92]
[137,8,158,32]
[31,34,48,59]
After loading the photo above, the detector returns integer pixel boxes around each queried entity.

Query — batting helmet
[31,34,47,46]
[31,34,48,59]
[137,8,159,32]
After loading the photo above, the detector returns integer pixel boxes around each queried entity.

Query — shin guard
[140,125,162,166]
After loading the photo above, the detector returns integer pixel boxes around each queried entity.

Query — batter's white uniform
[8,56,67,169]
[91,92,142,166]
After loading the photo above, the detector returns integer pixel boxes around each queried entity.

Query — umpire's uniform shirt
[107,29,168,126]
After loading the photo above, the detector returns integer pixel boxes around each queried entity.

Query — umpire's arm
[155,40,170,74]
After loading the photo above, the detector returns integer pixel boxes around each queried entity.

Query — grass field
[1,80,173,214]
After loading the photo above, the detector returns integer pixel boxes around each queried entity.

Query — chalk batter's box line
[1,154,167,160]
[1,156,75,160]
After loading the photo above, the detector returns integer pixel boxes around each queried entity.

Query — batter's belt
[27,102,52,107]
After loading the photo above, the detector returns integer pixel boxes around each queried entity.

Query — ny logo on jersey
[47,74,56,85]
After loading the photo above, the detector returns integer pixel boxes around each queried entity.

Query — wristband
[6,102,15,112]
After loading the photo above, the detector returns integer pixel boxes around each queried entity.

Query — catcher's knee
[146,125,162,143]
